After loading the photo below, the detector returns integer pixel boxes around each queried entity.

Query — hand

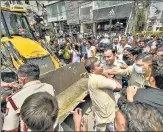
[102,72,114,78]
[127,86,138,102]
[80,72,89,78]
[103,69,116,75]
[73,108,82,131]
[120,64,128,69]
[9,82,21,89]
[81,57,85,64]
[81,116,88,132]
[0,82,10,87]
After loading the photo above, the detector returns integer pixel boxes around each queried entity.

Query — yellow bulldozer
[1,6,88,127]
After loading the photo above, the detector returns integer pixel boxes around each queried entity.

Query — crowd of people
[1,32,163,131]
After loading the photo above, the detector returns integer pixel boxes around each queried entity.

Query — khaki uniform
[102,59,125,85]
[2,80,58,131]
[88,74,116,131]
[118,66,150,88]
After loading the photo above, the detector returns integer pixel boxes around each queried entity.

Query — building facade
[45,0,162,34]
[93,1,134,33]
[146,1,163,31]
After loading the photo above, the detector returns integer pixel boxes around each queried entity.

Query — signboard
[93,2,133,21]
[66,1,79,25]
[80,6,92,22]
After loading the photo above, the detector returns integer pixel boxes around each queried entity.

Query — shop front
[79,2,94,36]
[93,2,133,33]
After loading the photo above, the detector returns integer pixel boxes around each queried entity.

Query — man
[114,102,163,131]
[84,57,122,131]
[149,34,157,47]
[129,47,142,62]
[138,39,150,53]
[81,38,87,58]
[2,63,55,131]
[112,37,120,50]
[102,48,125,84]
[50,38,59,58]
[157,46,163,58]
[104,53,153,88]
[126,55,163,112]
[150,45,157,54]
[20,92,60,131]
[117,36,131,54]
[102,48,125,70]
[127,33,133,45]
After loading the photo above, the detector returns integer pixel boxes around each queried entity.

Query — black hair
[74,44,80,52]
[18,63,40,80]
[50,38,57,43]
[84,57,98,73]
[104,46,117,55]
[20,92,59,131]
[152,56,163,89]
[135,52,153,62]
[120,102,163,131]
[138,39,146,44]
[123,47,131,52]
[130,46,142,56]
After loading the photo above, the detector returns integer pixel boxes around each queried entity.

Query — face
[138,42,145,48]
[120,40,127,46]
[82,39,87,44]
[67,43,71,48]
[113,38,119,44]
[72,44,75,49]
[53,40,58,45]
[86,43,91,49]
[135,59,151,74]
[150,46,157,54]
[149,76,156,88]
[95,44,98,49]
[103,50,115,65]
[93,60,103,74]
[115,111,126,131]
[129,53,137,62]
[123,50,130,55]
[18,74,27,85]
[157,51,163,58]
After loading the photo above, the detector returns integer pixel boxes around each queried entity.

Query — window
[58,1,66,16]
[25,0,30,5]
[2,11,34,39]
[51,4,58,17]
[1,20,7,37]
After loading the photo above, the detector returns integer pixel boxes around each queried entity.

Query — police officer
[2,63,56,131]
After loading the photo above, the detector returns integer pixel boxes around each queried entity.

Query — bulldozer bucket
[40,62,88,123]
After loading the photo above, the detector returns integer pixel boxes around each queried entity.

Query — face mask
[133,63,145,74]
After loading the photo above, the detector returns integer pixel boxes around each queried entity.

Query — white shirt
[86,46,95,58]
[117,44,131,54]
[71,50,81,63]
[113,43,120,50]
